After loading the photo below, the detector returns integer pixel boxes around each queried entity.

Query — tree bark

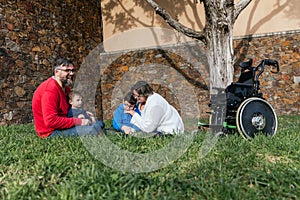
[202,0,235,90]
[205,27,234,91]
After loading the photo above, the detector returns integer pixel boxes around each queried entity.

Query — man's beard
[62,78,73,88]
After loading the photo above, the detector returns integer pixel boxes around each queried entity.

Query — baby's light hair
[69,91,82,101]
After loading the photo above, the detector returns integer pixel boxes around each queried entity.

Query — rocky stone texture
[234,32,300,115]
[0,1,299,126]
[0,0,102,125]
[99,46,210,120]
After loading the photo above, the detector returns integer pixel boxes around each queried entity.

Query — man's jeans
[50,120,105,137]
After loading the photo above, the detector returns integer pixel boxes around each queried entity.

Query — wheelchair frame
[198,59,280,139]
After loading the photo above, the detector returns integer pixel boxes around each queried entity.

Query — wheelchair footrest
[198,122,236,129]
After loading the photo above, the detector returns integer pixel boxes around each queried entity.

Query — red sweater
[32,77,82,138]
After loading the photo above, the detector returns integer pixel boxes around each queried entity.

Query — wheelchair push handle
[256,59,279,79]
[262,59,280,73]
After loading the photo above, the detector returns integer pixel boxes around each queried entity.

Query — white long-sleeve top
[130,93,184,134]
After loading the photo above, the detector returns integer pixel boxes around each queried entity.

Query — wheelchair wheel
[236,97,278,139]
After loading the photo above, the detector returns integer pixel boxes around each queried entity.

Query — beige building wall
[235,0,300,36]
[101,0,300,51]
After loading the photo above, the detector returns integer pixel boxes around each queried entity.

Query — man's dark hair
[53,58,73,71]
[131,81,154,97]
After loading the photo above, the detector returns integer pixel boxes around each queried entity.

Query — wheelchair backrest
[237,70,254,84]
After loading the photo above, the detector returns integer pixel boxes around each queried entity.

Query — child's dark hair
[124,92,136,105]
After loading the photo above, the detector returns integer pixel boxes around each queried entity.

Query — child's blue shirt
[112,104,141,132]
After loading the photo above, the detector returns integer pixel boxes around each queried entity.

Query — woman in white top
[125,81,184,135]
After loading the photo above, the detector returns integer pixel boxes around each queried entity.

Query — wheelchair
[198,59,280,139]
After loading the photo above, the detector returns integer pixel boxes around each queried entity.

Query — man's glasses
[56,68,75,73]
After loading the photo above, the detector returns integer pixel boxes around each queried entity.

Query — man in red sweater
[32,58,101,138]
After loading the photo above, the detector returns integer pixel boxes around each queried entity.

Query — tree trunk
[206,26,234,92]
[202,0,235,92]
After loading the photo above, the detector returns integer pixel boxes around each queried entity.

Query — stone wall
[99,46,210,120]
[0,0,102,125]
[0,1,299,125]
[99,31,300,120]
[233,31,300,115]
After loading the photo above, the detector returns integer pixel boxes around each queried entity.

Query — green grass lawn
[0,115,299,200]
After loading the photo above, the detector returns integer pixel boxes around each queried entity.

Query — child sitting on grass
[68,91,105,131]
[112,92,141,134]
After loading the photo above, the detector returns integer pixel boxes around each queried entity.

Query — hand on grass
[121,126,135,135]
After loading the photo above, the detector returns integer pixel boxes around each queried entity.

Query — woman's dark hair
[131,81,153,97]
[124,92,136,105]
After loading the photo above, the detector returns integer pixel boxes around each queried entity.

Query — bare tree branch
[146,0,207,44]
[234,0,253,21]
